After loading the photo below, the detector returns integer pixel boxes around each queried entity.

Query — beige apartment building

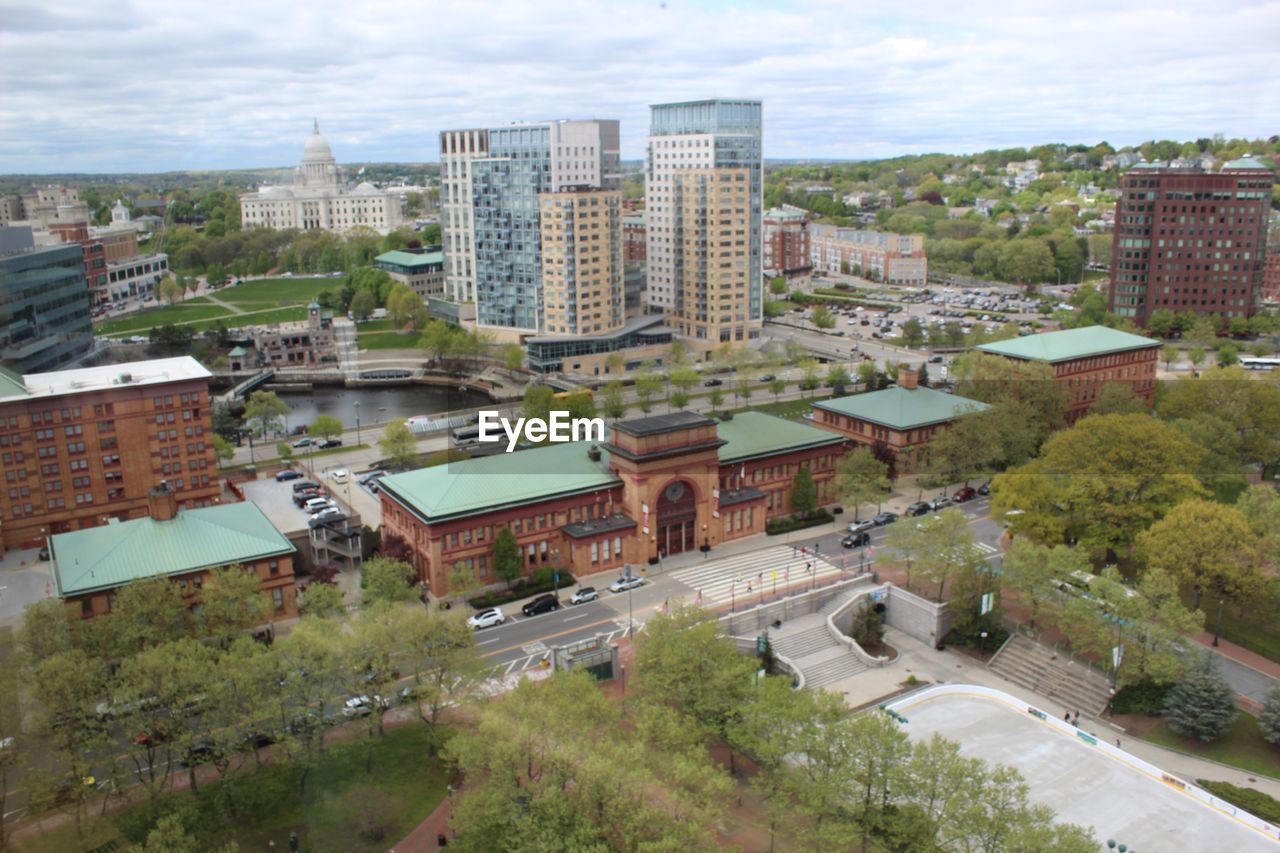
[671,168,754,343]
[539,188,624,337]
[809,225,928,286]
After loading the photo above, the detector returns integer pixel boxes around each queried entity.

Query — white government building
[239,121,405,235]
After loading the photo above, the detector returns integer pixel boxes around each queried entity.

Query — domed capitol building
[239,121,405,234]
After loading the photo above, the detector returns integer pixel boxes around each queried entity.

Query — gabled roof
[815,386,988,431]
[976,325,1158,363]
[50,502,295,596]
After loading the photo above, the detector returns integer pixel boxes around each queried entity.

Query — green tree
[811,306,836,329]
[271,617,346,795]
[108,575,192,655]
[18,598,72,668]
[198,564,269,646]
[769,376,787,401]
[0,666,19,847]
[310,414,343,441]
[634,368,662,414]
[1089,381,1148,416]
[561,389,596,420]
[901,317,925,346]
[521,384,555,424]
[1161,343,1180,370]
[1260,684,1280,745]
[349,288,377,321]
[789,466,817,516]
[708,387,724,412]
[386,282,426,328]
[212,434,234,468]
[1001,539,1087,630]
[297,580,345,619]
[601,381,627,420]
[769,276,787,295]
[243,390,291,439]
[835,447,891,519]
[670,388,690,410]
[501,342,524,374]
[360,556,417,605]
[275,441,293,465]
[1137,498,1263,614]
[399,606,485,756]
[998,239,1055,285]
[1165,653,1237,742]
[1236,484,1280,565]
[826,364,851,396]
[914,509,983,602]
[377,418,420,469]
[493,526,522,588]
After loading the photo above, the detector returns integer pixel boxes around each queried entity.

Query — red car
[952,486,977,503]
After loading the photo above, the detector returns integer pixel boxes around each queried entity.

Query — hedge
[765,509,834,535]
[467,566,577,610]
[1109,679,1172,716]
[1195,779,1280,823]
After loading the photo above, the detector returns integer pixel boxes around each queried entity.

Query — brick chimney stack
[898,366,919,390]
[147,481,178,522]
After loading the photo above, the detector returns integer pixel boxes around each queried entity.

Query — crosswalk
[974,542,999,556]
[670,545,855,607]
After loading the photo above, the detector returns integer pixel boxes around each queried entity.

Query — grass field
[219,276,332,308]
[14,724,451,853]
[1143,712,1280,778]
[358,330,422,350]
[94,277,333,338]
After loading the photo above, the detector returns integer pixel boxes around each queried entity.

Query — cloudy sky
[1,0,1277,174]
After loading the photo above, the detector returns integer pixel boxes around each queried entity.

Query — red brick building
[763,206,812,279]
[623,214,647,262]
[0,356,219,550]
[1110,159,1274,326]
[1262,251,1280,304]
[378,411,847,596]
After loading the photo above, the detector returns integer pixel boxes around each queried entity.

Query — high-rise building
[438,120,620,338]
[0,356,219,551]
[1109,158,1273,325]
[645,99,763,343]
[539,188,624,337]
[0,231,93,375]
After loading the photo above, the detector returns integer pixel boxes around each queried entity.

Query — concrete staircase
[768,611,869,689]
[988,634,1113,716]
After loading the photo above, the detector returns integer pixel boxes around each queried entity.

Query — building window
[272,587,284,611]
[269,560,279,576]
[81,598,93,616]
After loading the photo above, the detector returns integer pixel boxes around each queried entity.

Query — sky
[0,0,1277,174]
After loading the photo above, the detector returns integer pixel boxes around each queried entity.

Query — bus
[1239,357,1280,372]
[451,425,483,448]
[553,388,594,402]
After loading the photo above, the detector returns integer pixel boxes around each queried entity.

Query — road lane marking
[563,612,591,621]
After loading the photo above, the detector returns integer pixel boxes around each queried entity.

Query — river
[270,384,491,433]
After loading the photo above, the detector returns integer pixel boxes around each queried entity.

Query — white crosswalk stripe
[975,542,1000,555]
[670,545,853,606]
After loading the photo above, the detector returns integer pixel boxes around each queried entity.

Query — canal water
[271,384,491,434]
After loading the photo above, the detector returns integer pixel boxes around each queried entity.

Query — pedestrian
[438,832,449,847]
[1064,711,1071,722]
[1116,738,1122,748]
[1073,711,1080,726]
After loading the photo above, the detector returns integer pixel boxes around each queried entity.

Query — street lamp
[552,548,560,601]
[353,401,361,447]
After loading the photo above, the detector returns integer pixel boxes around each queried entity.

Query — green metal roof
[0,368,27,400]
[376,250,444,270]
[50,502,296,596]
[228,346,248,357]
[718,412,844,463]
[1222,157,1269,170]
[976,325,1158,363]
[815,386,988,431]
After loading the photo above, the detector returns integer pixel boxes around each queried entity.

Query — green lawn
[96,302,234,335]
[730,396,826,420]
[1143,712,1280,778]
[16,724,451,853]
[355,319,398,332]
[219,277,333,307]
[358,330,423,350]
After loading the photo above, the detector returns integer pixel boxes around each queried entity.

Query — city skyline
[2,0,1277,174]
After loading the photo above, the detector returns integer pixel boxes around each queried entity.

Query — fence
[719,575,874,637]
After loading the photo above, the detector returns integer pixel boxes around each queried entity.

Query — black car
[522,593,560,617]
[275,469,303,482]
[977,480,992,496]
[292,480,320,493]
[872,511,898,526]
[703,378,724,387]
[906,501,932,517]
[841,532,871,548]
[318,438,343,449]
[758,374,776,382]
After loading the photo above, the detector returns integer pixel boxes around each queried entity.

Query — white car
[303,497,334,514]
[569,587,599,605]
[309,507,344,524]
[467,607,505,629]
[609,576,644,593]
[848,518,875,534]
[342,695,387,717]
[329,469,349,484]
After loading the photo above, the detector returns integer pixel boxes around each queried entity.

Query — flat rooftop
[888,687,1276,851]
[976,325,1159,363]
[2,356,210,401]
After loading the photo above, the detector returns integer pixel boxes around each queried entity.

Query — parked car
[292,437,315,448]
[342,695,388,718]
[847,518,875,534]
[906,501,932,517]
[329,469,349,484]
[357,470,387,485]
[952,486,977,503]
[841,532,871,548]
[292,480,320,493]
[303,497,334,514]
[293,489,322,507]
[569,587,598,605]
[309,507,344,524]
[39,546,50,560]
[758,374,776,382]
[467,607,506,630]
[928,355,944,364]
[181,740,223,766]
[522,593,560,617]
[275,469,302,482]
[318,438,343,449]
[872,511,898,526]
[703,378,724,387]
[977,480,991,496]
[930,495,952,510]
[610,576,645,593]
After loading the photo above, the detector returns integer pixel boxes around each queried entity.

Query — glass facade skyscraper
[0,239,93,375]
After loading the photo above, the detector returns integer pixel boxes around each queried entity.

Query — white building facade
[240,122,404,235]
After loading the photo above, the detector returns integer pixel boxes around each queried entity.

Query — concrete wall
[885,584,950,646]
[720,576,872,637]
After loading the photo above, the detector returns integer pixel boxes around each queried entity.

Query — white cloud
[0,0,1276,172]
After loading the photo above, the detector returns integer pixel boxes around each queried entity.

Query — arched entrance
[656,480,696,557]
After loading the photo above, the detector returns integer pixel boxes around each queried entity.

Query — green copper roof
[228,346,248,357]
[50,502,295,596]
[718,412,844,464]
[376,250,444,270]
[0,368,27,400]
[815,386,988,431]
[976,325,1158,363]
[1222,157,1268,170]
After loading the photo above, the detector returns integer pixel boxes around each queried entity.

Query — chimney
[898,367,919,390]
[147,481,178,522]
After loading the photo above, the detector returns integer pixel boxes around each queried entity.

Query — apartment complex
[645,99,763,343]
[1263,251,1280,304]
[623,214,647,262]
[0,232,94,375]
[438,120,621,338]
[763,205,811,279]
[1109,158,1273,325]
[0,356,218,550]
[809,225,928,285]
[539,188,624,336]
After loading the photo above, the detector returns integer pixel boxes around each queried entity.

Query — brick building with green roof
[49,483,298,621]
[812,367,988,475]
[977,324,1158,421]
[375,249,444,301]
[378,410,848,596]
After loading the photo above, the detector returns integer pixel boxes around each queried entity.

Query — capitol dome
[302,119,333,161]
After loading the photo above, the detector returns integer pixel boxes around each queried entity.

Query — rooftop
[611,410,714,437]
[815,386,988,431]
[375,249,444,270]
[976,325,1159,363]
[50,501,295,597]
[717,411,845,463]
[1,356,210,402]
[1222,157,1270,171]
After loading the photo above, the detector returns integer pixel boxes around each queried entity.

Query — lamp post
[353,401,361,447]
[552,548,560,601]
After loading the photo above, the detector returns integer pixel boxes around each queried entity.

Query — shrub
[467,570,576,610]
[1195,780,1280,824]
[765,509,833,535]
[1109,679,1173,716]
